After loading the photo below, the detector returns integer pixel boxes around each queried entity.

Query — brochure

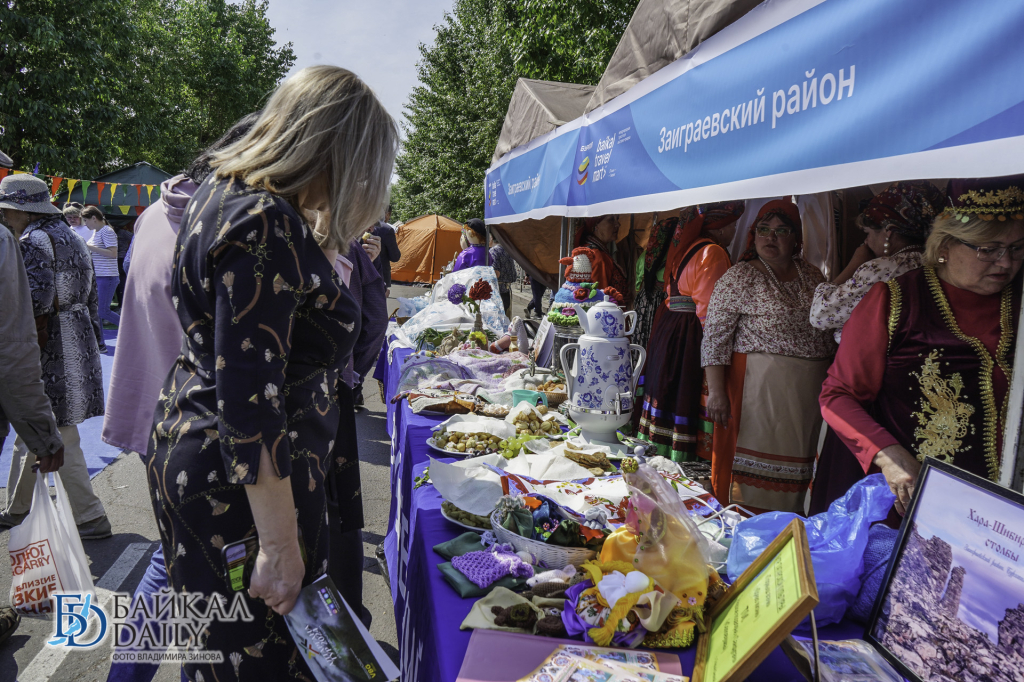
[284,575,399,682]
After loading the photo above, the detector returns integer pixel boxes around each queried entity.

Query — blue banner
[486,0,1024,223]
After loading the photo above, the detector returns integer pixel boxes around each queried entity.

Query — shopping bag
[726,473,895,625]
[9,472,95,614]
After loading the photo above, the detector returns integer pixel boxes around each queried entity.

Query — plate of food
[429,428,504,457]
[440,500,491,532]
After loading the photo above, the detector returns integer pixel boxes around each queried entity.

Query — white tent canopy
[492,79,596,164]
[586,0,762,114]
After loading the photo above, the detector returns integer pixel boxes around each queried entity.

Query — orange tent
[391,214,465,284]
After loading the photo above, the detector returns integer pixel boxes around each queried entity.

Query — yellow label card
[703,538,800,682]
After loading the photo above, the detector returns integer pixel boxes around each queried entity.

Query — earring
[938,256,947,263]
[883,237,890,256]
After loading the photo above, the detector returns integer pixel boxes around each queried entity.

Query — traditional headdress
[944,176,1024,222]
[664,201,745,282]
[858,181,944,241]
[740,199,802,261]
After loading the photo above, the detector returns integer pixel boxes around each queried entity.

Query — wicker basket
[490,511,597,568]
[544,391,568,407]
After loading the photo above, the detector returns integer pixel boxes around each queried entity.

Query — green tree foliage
[391,0,638,223]
[0,0,294,179]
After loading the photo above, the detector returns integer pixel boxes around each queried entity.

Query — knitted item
[452,543,535,589]
[527,565,576,587]
[530,581,571,599]
[536,614,567,638]
[848,524,899,624]
[491,603,538,631]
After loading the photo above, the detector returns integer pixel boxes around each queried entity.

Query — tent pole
[559,216,569,288]
[485,224,491,266]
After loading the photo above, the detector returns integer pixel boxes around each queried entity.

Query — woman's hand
[248,541,305,615]
[832,242,875,285]
[362,234,381,260]
[873,445,921,515]
[33,446,65,474]
[705,390,731,427]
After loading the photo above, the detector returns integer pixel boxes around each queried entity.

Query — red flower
[573,287,589,301]
[604,287,623,304]
[468,280,493,301]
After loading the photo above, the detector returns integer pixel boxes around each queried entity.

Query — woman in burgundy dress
[819,176,1024,519]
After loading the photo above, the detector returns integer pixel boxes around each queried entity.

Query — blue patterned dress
[146,177,360,680]
[20,214,105,426]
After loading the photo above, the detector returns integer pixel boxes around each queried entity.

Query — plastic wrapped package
[400,266,509,340]
[726,473,896,625]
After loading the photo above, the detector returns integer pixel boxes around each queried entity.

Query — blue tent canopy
[485,0,1024,224]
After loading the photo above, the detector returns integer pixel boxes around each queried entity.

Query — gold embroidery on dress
[912,350,974,463]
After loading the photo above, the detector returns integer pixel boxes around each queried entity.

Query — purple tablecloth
[377,337,868,681]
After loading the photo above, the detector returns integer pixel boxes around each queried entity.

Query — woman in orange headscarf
[634,202,744,463]
[700,200,835,512]
[577,215,633,307]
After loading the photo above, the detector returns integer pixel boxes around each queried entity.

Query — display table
[376,339,866,682]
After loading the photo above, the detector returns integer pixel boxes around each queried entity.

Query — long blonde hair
[211,65,399,246]
[924,213,1024,266]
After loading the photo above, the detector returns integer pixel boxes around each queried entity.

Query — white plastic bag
[9,472,95,614]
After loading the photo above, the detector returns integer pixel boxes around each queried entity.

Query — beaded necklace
[757,256,810,306]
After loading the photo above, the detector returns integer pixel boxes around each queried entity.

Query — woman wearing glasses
[820,177,1024,519]
[700,200,835,512]
[808,181,943,515]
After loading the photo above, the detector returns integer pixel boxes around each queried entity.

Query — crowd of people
[444,179,1024,523]
[1,56,1023,679]
[0,65,402,678]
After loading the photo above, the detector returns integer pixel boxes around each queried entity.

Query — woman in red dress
[820,177,1024,518]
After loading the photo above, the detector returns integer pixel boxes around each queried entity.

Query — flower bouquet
[447,279,493,332]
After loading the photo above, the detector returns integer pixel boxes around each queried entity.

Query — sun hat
[0,149,12,168]
[0,174,60,214]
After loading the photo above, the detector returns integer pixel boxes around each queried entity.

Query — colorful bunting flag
[11,170,27,175]
[50,176,63,197]
[0,169,8,182]
[118,205,130,215]
[66,179,78,201]
[136,205,147,216]
[109,183,118,203]
[145,185,154,203]
[95,183,106,204]
[80,181,91,203]
[136,185,142,205]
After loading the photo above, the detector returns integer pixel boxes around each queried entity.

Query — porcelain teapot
[573,301,637,339]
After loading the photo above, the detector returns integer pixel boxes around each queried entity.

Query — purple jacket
[453,244,489,272]
[343,240,388,387]
[102,175,197,453]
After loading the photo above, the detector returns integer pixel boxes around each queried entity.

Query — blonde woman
[819,176,1024,519]
[146,66,398,681]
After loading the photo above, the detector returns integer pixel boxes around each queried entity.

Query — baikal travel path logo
[44,590,253,664]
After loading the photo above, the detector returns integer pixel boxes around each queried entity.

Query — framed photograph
[693,517,819,682]
[865,458,1024,682]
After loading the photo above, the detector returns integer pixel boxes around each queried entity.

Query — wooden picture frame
[864,458,1024,682]
[693,517,819,682]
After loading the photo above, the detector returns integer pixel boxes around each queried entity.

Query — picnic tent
[487,0,759,288]
[55,161,172,220]
[391,214,465,284]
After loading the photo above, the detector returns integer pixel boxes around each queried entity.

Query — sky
[263,0,456,130]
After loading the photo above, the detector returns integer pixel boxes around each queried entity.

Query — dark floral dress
[20,214,105,426]
[146,177,360,681]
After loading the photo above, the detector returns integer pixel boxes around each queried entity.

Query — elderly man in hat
[0,151,67,644]
[0,172,110,539]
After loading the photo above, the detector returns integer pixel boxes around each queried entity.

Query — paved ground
[0,280,547,681]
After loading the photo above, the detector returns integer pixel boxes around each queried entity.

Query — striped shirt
[87,225,119,277]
